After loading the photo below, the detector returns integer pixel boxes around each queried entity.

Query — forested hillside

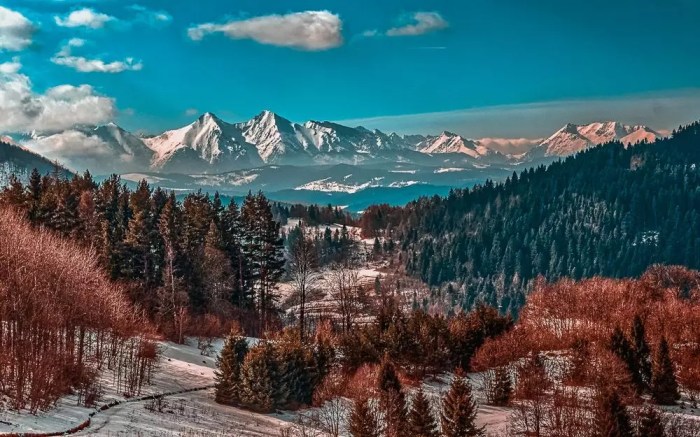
[0,139,72,185]
[377,122,700,314]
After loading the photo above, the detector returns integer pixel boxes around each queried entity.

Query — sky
[1,0,700,139]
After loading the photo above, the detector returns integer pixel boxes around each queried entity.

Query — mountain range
[1,112,663,209]
[21,111,661,175]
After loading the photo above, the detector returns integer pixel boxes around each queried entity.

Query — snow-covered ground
[0,339,297,436]
[0,337,511,436]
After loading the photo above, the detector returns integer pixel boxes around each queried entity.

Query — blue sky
[1,0,700,137]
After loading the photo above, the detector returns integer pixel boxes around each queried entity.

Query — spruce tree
[631,315,652,388]
[490,366,512,406]
[441,374,483,437]
[349,398,381,437]
[214,332,248,405]
[610,326,643,392]
[377,355,402,394]
[651,338,680,405]
[637,406,666,437]
[594,390,634,437]
[239,343,276,413]
[377,355,408,437]
[408,388,439,437]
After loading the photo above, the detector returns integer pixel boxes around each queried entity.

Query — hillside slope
[386,122,700,314]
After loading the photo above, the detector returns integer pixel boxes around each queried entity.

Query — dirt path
[4,386,214,437]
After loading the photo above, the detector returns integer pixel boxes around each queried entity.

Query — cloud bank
[188,10,343,51]
[0,6,35,51]
[0,60,115,133]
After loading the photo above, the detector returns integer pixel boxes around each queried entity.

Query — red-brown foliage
[471,266,700,396]
[0,208,157,412]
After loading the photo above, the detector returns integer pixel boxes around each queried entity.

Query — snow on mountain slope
[145,112,262,173]
[147,110,432,168]
[531,121,661,158]
[10,112,664,176]
[418,132,487,158]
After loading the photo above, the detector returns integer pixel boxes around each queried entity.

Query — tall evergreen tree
[631,315,652,388]
[214,332,248,405]
[377,355,408,437]
[239,343,277,413]
[349,398,381,437]
[441,373,483,437]
[408,388,439,437]
[594,390,634,437]
[610,326,643,392]
[651,338,680,405]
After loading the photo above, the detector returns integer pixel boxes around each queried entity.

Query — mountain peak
[535,121,661,158]
[198,112,223,123]
[440,131,460,137]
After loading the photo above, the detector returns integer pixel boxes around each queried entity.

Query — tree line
[361,122,700,316]
[0,171,286,336]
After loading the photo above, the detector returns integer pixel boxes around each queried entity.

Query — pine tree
[239,343,276,413]
[383,389,409,437]
[349,398,381,437]
[377,356,408,437]
[27,168,42,222]
[441,374,483,437]
[594,390,634,437]
[631,315,652,388]
[637,406,666,437]
[214,332,248,405]
[610,326,643,392]
[377,355,402,394]
[408,388,439,437]
[490,366,512,406]
[651,338,680,405]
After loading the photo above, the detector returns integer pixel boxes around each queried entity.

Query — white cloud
[386,12,448,37]
[24,130,118,173]
[0,57,21,74]
[188,10,343,51]
[55,8,114,29]
[52,39,143,73]
[0,60,115,133]
[128,5,172,27]
[28,130,111,158]
[185,108,198,116]
[0,6,36,51]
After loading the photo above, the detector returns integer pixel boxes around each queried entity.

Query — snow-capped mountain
[527,121,661,159]
[417,131,504,160]
[146,110,434,170]
[12,113,664,177]
[144,112,262,173]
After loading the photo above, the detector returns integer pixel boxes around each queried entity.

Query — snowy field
[0,337,511,436]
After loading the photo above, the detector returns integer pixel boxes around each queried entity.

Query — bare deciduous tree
[326,262,366,333]
[288,225,321,341]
